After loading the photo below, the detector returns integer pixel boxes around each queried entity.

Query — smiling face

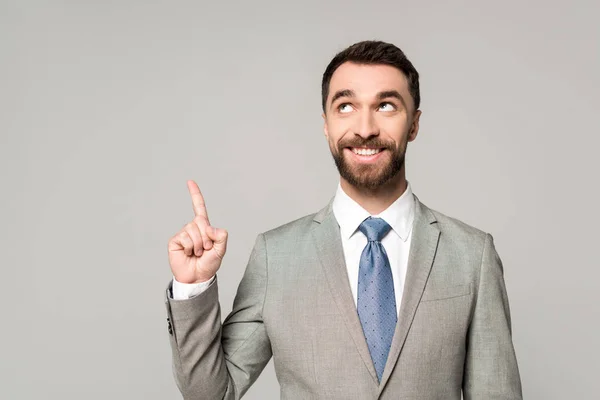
[323,62,421,191]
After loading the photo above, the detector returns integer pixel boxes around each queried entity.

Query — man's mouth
[349,147,384,156]
[345,147,386,162]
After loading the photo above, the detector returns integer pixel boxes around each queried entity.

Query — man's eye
[379,102,396,111]
[338,103,353,113]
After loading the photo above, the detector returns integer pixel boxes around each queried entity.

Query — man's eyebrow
[330,89,355,106]
[377,90,407,108]
[329,89,408,110]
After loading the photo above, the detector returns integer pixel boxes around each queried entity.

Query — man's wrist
[171,275,215,299]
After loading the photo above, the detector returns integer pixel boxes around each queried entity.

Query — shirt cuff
[171,275,215,300]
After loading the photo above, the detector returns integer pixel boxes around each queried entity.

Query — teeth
[352,148,381,156]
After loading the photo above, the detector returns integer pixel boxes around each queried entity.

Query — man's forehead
[329,62,410,96]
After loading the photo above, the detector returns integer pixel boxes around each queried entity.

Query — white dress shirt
[171,181,415,305]
[332,181,415,314]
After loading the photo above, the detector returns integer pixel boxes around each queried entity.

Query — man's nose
[354,111,379,139]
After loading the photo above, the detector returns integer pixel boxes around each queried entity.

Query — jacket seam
[472,233,490,321]
[260,232,268,317]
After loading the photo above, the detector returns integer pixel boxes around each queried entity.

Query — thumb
[206,226,228,243]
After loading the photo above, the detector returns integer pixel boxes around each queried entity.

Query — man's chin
[342,160,384,176]
[341,170,389,189]
[340,163,404,189]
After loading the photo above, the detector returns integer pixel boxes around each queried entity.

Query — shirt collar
[332,180,415,242]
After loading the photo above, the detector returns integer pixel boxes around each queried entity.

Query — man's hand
[168,180,228,284]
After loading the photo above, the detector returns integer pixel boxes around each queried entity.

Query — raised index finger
[187,180,209,222]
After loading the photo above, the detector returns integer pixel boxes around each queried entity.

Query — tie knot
[358,217,392,242]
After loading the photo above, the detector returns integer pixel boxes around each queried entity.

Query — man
[164,40,523,399]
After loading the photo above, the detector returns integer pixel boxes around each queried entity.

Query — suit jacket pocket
[420,283,472,302]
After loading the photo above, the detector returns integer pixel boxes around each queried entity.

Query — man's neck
[340,175,408,215]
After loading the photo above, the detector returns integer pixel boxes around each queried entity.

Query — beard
[330,138,406,191]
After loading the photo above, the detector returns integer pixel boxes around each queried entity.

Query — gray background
[1,0,598,399]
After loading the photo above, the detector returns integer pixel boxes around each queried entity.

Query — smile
[351,147,383,156]
[346,147,386,163]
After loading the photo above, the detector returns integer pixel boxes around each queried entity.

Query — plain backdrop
[1,0,598,399]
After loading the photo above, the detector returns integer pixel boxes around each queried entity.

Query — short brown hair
[321,40,420,113]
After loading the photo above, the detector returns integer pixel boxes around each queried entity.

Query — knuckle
[181,232,191,244]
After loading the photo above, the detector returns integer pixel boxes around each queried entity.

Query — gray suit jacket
[164,194,522,399]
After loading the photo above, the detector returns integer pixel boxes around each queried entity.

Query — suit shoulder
[260,210,317,242]
[424,202,489,248]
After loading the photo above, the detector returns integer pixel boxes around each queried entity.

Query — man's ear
[408,110,422,142]
[322,112,329,139]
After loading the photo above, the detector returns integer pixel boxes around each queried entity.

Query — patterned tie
[357,216,397,382]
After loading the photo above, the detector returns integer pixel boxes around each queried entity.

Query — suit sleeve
[164,233,272,400]
[462,233,523,400]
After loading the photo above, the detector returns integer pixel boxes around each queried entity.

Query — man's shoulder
[429,206,487,236]
[260,210,318,243]
[421,198,490,248]
[257,196,335,245]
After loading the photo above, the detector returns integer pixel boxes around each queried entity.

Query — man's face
[322,62,421,191]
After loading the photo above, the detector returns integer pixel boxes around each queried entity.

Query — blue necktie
[357,216,397,382]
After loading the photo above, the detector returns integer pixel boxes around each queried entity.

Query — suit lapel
[377,194,441,394]
[311,197,380,384]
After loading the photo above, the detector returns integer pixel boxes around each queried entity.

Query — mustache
[339,139,392,149]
